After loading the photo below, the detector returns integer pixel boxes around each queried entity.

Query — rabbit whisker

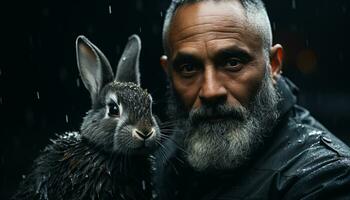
[155,140,170,165]
[159,134,185,151]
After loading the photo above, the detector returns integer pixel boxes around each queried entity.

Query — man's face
[165,0,267,112]
[162,1,282,171]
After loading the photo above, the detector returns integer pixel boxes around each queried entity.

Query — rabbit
[12,34,161,200]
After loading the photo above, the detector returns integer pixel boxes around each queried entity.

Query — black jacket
[156,77,350,200]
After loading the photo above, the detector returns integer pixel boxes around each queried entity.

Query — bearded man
[155,0,350,199]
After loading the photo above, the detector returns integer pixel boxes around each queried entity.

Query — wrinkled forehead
[173,0,246,27]
[167,1,263,57]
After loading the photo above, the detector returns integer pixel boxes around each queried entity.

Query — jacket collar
[276,76,299,117]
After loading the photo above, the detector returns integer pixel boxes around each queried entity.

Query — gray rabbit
[12,35,161,200]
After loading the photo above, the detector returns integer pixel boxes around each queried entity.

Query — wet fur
[13,132,155,200]
[13,35,159,200]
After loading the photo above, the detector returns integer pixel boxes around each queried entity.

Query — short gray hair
[162,0,273,59]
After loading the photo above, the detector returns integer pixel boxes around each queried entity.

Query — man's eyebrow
[171,52,202,67]
[214,47,253,61]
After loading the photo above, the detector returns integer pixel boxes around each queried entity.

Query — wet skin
[161,0,283,117]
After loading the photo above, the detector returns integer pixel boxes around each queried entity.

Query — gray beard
[167,71,280,171]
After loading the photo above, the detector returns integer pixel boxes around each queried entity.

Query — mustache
[189,103,247,125]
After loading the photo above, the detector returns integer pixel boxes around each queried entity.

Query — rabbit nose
[132,128,155,140]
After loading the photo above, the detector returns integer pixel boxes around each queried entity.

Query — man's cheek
[178,90,195,111]
[173,82,197,111]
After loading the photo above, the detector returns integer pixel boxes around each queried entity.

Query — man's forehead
[172,0,246,25]
[168,0,263,58]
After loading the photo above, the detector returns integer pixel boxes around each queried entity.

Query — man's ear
[269,44,284,85]
[160,55,169,76]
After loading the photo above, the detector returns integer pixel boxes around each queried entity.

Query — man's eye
[224,58,242,71]
[181,64,195,72]
[108,103,119,117]
[178,64,197,76]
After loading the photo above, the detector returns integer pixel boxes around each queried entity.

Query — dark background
[1,0,349,198]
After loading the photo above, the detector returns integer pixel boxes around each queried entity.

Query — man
[156,0,350,199]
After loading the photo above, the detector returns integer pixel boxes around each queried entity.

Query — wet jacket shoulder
[156,77,350,200]
[237,77,350,199]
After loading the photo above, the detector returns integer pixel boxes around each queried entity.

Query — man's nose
[198,67,227,104]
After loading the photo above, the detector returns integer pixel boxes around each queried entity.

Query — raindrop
[0,97,2,105]
[308,130,321,136]
[76,78,80,88]
[151,166,156,171]
[296,124,305,128]
[322,136,332,143]
[272,22,276,31]
[160,11,163,17]
[36,91,40,100]
[305,39,309,47]
[142,180,146,191]
[69,175,74,185]
[292,0,296,9]
[108,5,112,14]
[65,114,69,123]
[0,68,2,76]
[152,191,158,199]
[139,27,142,33]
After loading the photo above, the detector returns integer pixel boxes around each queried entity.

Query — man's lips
[192,115,231,124]
[206,116,228,121]
[189,105,246,125]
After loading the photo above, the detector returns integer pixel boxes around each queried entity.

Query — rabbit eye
[108,103,119,117]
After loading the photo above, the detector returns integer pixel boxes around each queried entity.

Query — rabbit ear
[76,35,114,104]
[115,34,141,85]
